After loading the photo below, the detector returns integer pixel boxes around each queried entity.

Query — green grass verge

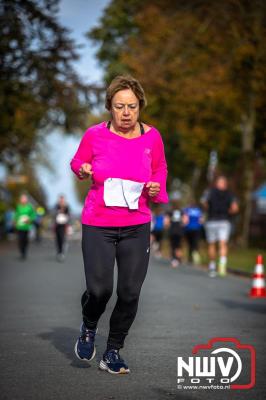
[161,238,265,274]
[227,247,265,274]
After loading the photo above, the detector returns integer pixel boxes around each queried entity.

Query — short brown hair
[105,75,147,111]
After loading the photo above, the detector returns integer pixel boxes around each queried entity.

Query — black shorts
[151,230,163,242]
[169,234,182,249]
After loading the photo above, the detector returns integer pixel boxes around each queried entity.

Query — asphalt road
[0,239,266,400]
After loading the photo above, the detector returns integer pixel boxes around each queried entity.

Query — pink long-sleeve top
[70,122,168,227]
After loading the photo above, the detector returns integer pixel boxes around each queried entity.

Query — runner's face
[20,195,28,204]
[111,89,139,131]
[59,196,65,206]
[216,178,227,190]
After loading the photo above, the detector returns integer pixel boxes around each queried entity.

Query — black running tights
[17,230,29,257]
[55,224,66,254]
[81,222,151,350]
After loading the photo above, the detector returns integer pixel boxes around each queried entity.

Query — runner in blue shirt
[182,202,203,264]
[151,207,166,258]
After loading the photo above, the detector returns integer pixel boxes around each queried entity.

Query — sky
[37,0,110,213]
[58,0,109,84]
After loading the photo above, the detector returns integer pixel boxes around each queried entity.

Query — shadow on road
[38,327,108,368]
[216,298,266,315]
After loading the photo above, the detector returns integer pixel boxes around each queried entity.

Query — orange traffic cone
[249,255,266,298]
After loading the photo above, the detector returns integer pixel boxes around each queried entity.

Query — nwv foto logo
[177,338,256,390]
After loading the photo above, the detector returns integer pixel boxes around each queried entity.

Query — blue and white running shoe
[74,323,97,362]
[99,349,130,374]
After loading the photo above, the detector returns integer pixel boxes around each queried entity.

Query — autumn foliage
[89,0,266,243]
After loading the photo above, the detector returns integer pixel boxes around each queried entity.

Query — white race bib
[56,213,69,224]
[18,215,29,224]
[172,210,181,222]
[104,178,144,210]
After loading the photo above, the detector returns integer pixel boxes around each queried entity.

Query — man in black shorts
[201,176,238,277]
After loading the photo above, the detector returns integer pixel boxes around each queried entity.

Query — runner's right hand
[79,163,93,179]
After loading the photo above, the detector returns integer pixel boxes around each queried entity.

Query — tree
[0,0,91,174]
[6,162,47,207]
[72,112,109,204]
[89,0,144,82]
[88,0,266,244]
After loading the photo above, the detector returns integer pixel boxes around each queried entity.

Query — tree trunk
[239,106,256,247]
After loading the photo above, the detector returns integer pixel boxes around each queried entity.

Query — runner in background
[14,193,36,260]
[34,206,45,243]
[4,208,15,240]
[151,207,166,258]
[54,195,70,262]
[165,200,183,268]
[201,176,239,277]
[182,200,203,264]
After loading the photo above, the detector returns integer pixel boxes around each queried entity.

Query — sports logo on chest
[144,148,151,155]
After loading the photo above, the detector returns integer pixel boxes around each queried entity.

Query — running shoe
[74,323,97,362]
[171,259,180,268]
[208,269,217,278]
[218,262,227,276]
[99,349,130,374]
[155,251,162,259]
[192,251,201,265]
[56,253,65,262]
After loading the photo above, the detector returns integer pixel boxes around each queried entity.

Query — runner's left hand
[146,182,160,197]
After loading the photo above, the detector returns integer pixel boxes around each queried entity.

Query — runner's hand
[146,182,160,197]
[79,163,93,179]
